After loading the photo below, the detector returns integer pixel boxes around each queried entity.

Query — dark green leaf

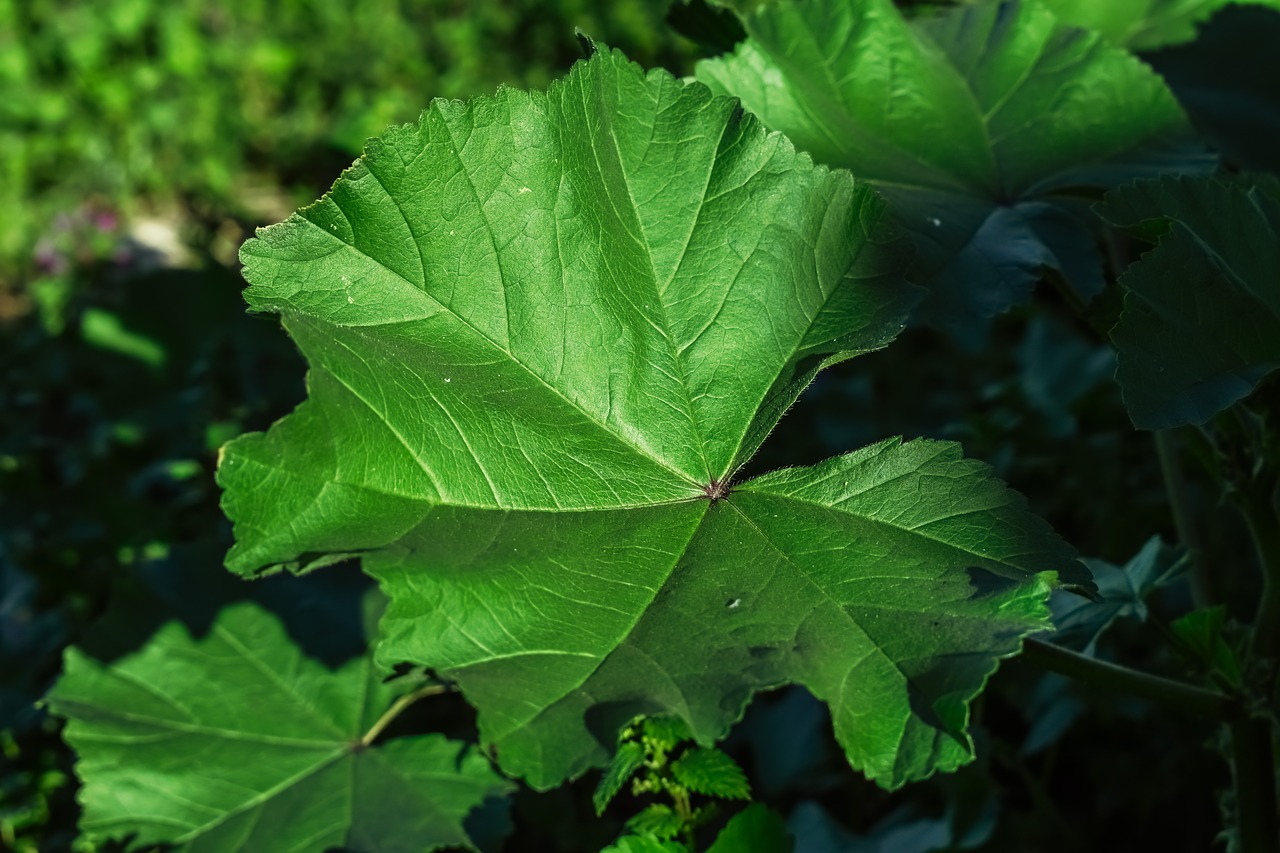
[1172,606,1244,687]
[222,48,1082,792]
[1098,175,1280,428]
[1051,536,1184,652]
[1143,5,1280,174]
[697,0,1211,336]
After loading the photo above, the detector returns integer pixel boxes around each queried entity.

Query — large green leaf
[696,0,1211,336]
[44,565,512,851]
[219,49,1084,791]
[1033,0,1280,48]
[1097,175,1280,428]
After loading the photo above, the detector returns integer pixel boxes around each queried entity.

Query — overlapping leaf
[1032,0,1280,48]
[696,0,1212,336]
[44,566,511,851]
[219,49,1084,791]
[1098,175,1280,428]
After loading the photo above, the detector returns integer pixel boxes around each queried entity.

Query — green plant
[30,0,1280,850]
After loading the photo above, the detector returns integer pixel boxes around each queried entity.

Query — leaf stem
[1242,486,1280,662]
[359,683,453,748]
[1230,716,1279,853]
[1020,638,1238,721]
[1155,429,1213,607]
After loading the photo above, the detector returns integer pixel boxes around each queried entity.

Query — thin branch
[1156,429,1214,608]
[1020,638,1238,721]
[1242,485,1280,662]
[359,683,454,748]
[1230,716,1280,853]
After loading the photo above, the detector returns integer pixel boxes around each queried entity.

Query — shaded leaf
[697,0,1211,337]
[221,48,1083,792]
[1034,0,1280,48]
[1172,606,1244,688]
[1098,175,1280,428]
[44,567,511,852]
[1051,536,1184,653]
[1143,4,1280,174]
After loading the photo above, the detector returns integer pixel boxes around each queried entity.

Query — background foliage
[2,0,1277,851]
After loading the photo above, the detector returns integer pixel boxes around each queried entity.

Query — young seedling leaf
[670,748,751,800]
[1032,0,1280,49]
[627,804,686,840]
[696,0,1212,337]
[1098,175,1280,429]
[596,740,648,815]
[221,48,1084,792]
[44,565,512,852]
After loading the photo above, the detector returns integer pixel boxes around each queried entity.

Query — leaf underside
[219,48,1083,791]
[45,568,512,852]
[696,0,1212,337]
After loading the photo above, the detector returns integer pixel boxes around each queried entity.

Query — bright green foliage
[1098,175,1280,429]
[705,804,792,853]
[0,0,690,286]
[221,48,1082,793]
[670,748,751,800]
[1032,0,1280,48]
[44,573,511,851]
[696,0,1211,335]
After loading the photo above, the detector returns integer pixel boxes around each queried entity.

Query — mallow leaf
[696,0,1212,337]
[1098,175,1280,428]
[1032,0,1280,48]
[219,48,1085,791]
[44,564,512,852]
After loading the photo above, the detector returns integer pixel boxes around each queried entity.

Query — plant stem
[1021,638,1237,721]
[1156,430,1213,608]
[359,683,452,748]
[1230,716,1279,853]
[1242,488,1280,661]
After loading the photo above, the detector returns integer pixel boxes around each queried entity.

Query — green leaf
[221,48,1083,792]
[595,740,647,815]
[626,804,686,840]
[1098,175,1280,429]
[706,804,792,853]
[603,836,691,853]
[696,0,1211,336]
[1172,606,1244,688]
[1033,0,1280,48]
[44,566,512,851]
[670,748,751,800]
